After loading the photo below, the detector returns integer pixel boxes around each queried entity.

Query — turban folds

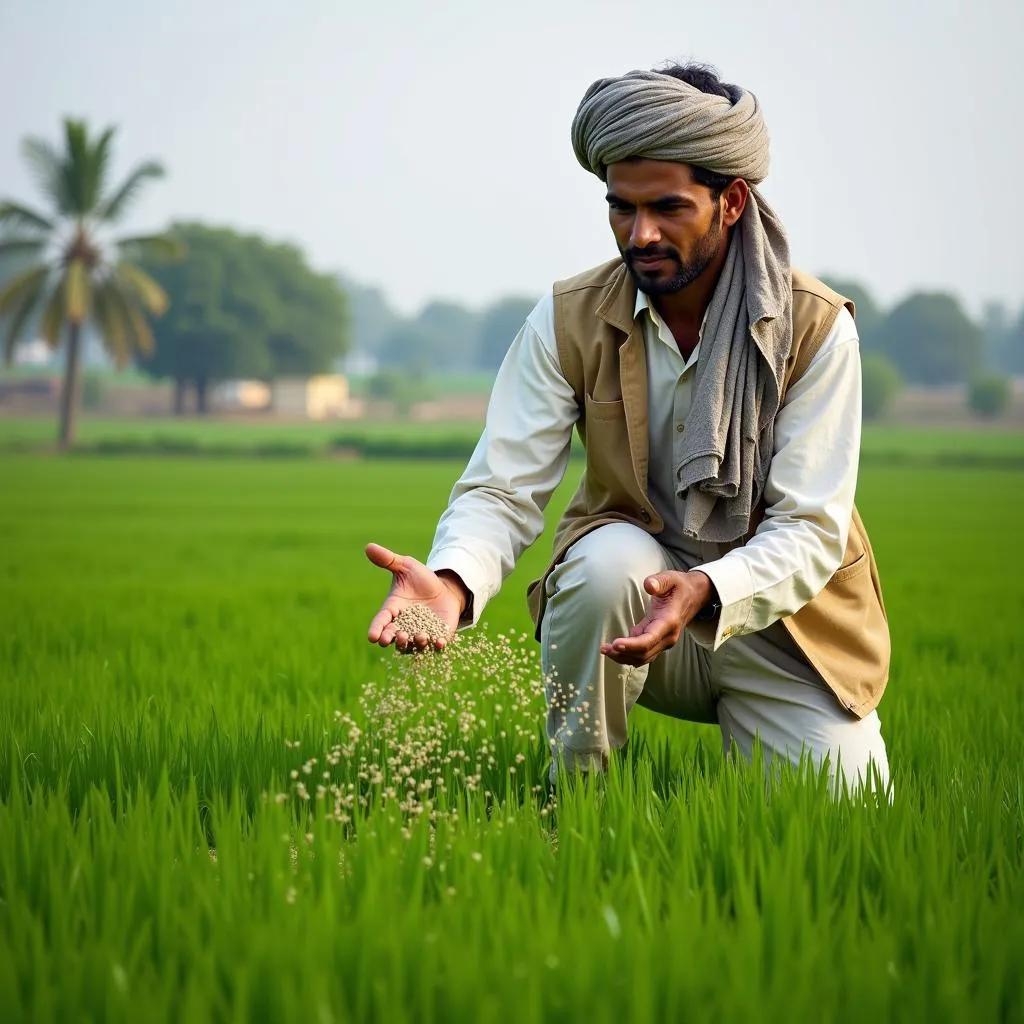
[570,69,793,543]
[571,69,771,184]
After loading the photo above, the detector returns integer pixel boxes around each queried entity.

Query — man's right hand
[365,543,468,653]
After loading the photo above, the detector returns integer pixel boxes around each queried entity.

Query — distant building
[214,380,272,411]
[12,338,54,367]
[271,375,351,419]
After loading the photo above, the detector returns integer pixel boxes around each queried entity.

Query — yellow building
[215,380,272,410]
[271,375,351,419]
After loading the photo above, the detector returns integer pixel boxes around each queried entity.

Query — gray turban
[571,69,771,184]
[571,69,794,544]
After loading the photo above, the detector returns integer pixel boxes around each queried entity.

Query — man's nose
[630,211,660,249]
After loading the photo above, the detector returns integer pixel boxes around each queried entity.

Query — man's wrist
[689,570,721,621]
[436,569,472,617]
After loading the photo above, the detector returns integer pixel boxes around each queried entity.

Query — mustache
[624,245,681,263]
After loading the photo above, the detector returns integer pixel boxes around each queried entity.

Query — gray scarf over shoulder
[571,69,791,543]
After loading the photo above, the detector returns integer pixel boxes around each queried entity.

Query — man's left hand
[600,570,714,666]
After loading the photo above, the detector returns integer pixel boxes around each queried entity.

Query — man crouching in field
[365,61,891,793]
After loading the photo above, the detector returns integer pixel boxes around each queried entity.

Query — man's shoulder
[553,258,626,297]
[791,268,848,309]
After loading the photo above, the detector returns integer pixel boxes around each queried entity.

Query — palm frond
[39,277,66,347]
[20,137,69,212]
[0,237,48,262]
[1,267,50,363]
[64,259,92,324]
[91,279,131,366]
[101,278,155,359]
[0,264,51,316]
[62,119,91,215]
[96,161,166,223]
[83,127,115,214]
[0,201,56,234]
[116,232,186,264]
[114,261,168,316]
[39,278,68,350]
[123,295,155,356]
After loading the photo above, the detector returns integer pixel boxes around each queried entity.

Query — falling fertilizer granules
[278,625,567,833]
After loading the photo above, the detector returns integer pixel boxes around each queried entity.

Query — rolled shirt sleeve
[426,293,578,625]
[689,308,862,648]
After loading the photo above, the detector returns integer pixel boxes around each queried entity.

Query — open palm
[365,543,463,652]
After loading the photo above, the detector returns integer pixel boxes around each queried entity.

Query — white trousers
[540,523,890,792]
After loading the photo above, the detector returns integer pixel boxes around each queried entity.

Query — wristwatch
[693,598,722,622]
[693,577,722,622]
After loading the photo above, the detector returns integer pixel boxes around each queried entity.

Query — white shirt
[426,285,862,650]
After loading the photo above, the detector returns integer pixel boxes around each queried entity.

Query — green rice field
[2,440,1023,1022]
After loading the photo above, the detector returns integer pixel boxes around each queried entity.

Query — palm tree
[0,118,183,447]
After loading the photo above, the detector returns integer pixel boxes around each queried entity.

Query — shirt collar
[634,290,707,368]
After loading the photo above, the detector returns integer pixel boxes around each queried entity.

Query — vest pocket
[831,552,868,584]
[583,395,625,419]
[582,395,633,515]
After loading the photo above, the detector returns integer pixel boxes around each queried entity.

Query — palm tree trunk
[196,375,209,415]
[58,322,82,450]
[173,377,185,415]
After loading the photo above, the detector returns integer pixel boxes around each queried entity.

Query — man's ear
[722,178,749,228]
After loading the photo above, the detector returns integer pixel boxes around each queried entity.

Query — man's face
[605,159,725,296]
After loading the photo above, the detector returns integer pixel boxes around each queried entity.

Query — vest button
[676,423,685,433]
[639,508,652,524]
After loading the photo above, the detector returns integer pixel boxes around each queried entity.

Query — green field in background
[2,414,1024,462]
[1,453,1023,1022]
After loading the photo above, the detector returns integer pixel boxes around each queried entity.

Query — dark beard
[622,217,723,296]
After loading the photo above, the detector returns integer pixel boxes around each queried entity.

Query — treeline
[819,277,1022,420]
[342,278,536,375]
[6,218,1023,406]
[352,272,1024,389]
[821,277,1024,383]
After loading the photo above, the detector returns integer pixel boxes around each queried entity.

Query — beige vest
[526,258,890,718]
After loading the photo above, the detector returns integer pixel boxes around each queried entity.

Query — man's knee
[547,522,667,610]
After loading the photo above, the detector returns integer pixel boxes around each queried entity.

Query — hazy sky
[2,0,1022,316]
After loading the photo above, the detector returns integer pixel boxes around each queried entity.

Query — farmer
[365,61,891,792]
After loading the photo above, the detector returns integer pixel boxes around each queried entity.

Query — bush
[967,373,1012,419]
[861,353,902,421]
[366,370,424,417]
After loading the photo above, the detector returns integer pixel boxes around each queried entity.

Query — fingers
[600,632,658,665]
[368,607,394,643]
[393,630,437,654]
[365,543,403,572]
[644,572,678,597]
[376,626,438,655]
[600,622,678,666]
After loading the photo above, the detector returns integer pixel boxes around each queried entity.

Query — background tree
[820,276,883,351]
[379,301,479,372]
[337,275,400,362]
[861,353,902,421]
[138,223,348,413]
[476,296,537,371]
[875,291,983,386]
[981,300,1012,374]
[999,307,1024,376]
[366,368,425,417]
[0,118,180,446]
[967,373,1012,419]
[378,321,434,378]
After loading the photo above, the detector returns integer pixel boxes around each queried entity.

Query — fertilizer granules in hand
[391,603,452,646]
